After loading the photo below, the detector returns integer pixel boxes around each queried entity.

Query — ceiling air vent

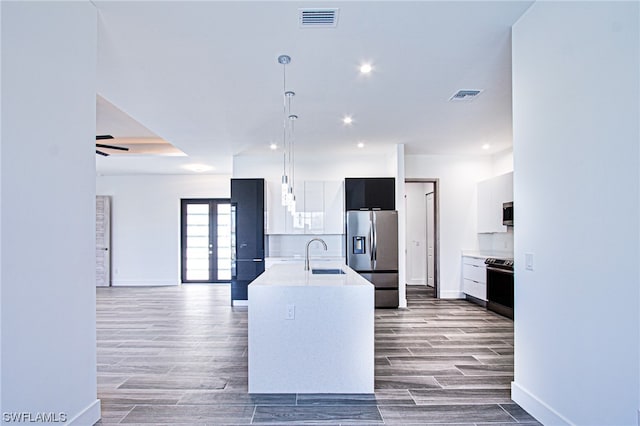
[299,8,339,28]
[450,89,483,101]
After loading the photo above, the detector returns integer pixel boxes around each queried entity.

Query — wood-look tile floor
[95,285,540,425]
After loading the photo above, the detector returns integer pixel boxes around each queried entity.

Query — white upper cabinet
[284,183,306,234]
[303,181,325,234]
[266,180,344,235]
[477,172,513,233]
[266,180,287,234]
[323,180,345,235]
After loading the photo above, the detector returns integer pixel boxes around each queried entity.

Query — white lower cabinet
[462,256,487,301]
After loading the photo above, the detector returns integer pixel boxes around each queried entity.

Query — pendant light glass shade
[277,54,299,218]
[281,175,288,206]
[287,194,296,214]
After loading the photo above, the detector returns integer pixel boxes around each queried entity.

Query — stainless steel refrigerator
[346,210,398,308]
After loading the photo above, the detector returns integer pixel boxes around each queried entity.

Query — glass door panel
[181,199,232,283]
[216,203,232,281]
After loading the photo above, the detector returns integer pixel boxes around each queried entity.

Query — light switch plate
[525,253,534,271]
[286,304,295,320]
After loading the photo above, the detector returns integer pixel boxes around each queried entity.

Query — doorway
[96,195,111,287]
[405,180,439,298]
[180,198,233,283]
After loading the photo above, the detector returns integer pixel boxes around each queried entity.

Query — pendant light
[278,55,291,207]
[277,54,299,217]
[287,112,297,215]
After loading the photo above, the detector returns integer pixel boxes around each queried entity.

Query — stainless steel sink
[311,268,345,275]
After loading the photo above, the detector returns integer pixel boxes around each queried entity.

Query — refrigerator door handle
[368,211,374,270]
[372,212,377,268]
[368,225,373,267]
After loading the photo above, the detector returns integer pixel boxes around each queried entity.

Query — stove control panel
[485,258,514,269]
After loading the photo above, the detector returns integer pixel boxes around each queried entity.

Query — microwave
[503,202,513,226]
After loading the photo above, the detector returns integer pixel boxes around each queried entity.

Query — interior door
[405,183,427,285]
[96,195,111,287]
[426,192,435,287]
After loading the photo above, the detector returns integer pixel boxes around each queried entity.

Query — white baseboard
[232,300,248,307]
[67,399,101,426]
[439,290,465,299]
[112,279,178,286]
[512,381,572,425]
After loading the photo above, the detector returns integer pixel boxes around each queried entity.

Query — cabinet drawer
[463,278,487,301]
[463,263,486,283]
[462,256,486,267]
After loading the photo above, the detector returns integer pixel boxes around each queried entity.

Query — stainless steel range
[485,258,514,319]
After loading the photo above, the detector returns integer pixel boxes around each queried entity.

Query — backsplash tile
[267,234,345,258]
[478,230,514,254]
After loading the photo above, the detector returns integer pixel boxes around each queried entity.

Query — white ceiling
[95,1,534,175]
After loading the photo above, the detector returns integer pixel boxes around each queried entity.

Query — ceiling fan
[96,135,129,156]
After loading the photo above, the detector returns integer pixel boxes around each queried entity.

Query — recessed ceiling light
[343,116,353,125]
[482,144,490,150]
[183,164,214,173]
[270,143,278,150]
[359,63,372,74]
[357,142,365,148]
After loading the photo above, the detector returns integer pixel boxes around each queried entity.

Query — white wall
[405,155,493,298]
[96,174,230,285]
[395,144,407,307]
[0,0,4,411]
[511,2,639,424]
[1,3,100,424]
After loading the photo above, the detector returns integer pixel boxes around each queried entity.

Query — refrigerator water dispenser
[353,236,366,254]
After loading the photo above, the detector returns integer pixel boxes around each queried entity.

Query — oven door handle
[486,266,514,275]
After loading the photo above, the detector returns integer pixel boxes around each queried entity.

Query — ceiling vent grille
[449,89,483,101]
[299,8,339,28]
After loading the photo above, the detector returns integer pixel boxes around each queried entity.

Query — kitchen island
[247,263,374,394]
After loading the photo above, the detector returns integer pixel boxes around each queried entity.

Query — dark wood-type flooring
[95,284,539,425]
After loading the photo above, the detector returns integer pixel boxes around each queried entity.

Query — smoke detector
[299,8,339,28]
[449,89,483,101]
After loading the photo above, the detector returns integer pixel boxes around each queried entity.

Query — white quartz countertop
[462,250,513,260]
[251,263,371,287]
[266,256,346,262]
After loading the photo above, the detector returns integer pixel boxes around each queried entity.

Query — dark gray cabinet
[231,178,265,303]
[345,178,395,211]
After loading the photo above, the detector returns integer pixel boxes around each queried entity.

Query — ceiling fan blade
[96,135,114,140]
[96,150,109,156]
[96,143,129,151]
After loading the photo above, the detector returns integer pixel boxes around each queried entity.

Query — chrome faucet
[305,238,327,271]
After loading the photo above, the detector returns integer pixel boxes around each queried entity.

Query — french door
[181,199,232,283]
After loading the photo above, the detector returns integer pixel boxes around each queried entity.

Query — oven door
[486,266,514,319]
